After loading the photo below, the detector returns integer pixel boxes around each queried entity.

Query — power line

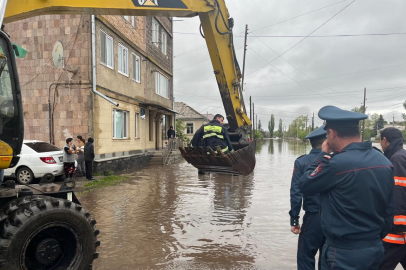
[172,0,351,59]
[247,45,351,105]
[244,63,406,91]
[249,0,350,34]
[241,33,406,38]
[245,0,356,77]
[174,46,243,71]
[250,32,359,99]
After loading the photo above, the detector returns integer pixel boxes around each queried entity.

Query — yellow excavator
[0,0,254,269]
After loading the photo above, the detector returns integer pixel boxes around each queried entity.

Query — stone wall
[99,15,146,53]
[93,152,152,175]
[5,15,92,149]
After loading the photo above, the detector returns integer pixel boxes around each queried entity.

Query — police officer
[290,126,327,270]
[191,114,233,154]
[379,128,406,270]
[299,106,395,270]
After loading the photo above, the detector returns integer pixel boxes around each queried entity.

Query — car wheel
[16,167,34,185]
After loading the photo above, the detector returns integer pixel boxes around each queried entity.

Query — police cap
[305,125,327,139]
[318,105,367,129]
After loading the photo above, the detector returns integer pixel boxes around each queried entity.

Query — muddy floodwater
[78,140,316,269]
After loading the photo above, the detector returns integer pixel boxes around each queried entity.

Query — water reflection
[268,139,274,154]
[79,140,313,269]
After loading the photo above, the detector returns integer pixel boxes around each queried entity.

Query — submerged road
[78,140,380,269]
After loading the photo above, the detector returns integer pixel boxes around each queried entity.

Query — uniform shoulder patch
[323,149,343,160]
[310,163,322,177]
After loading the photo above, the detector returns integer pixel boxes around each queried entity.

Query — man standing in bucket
[290,126,327,270]
[300,106,395,270]
[379,127,406,270]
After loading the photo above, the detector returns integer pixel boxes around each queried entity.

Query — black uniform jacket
[299,142,395,249]
[191,119,233,152]
[384,138,406,236]
[289,148,321,226]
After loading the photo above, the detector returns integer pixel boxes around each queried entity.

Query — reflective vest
[202,125,228,153]
[203,125,224,140]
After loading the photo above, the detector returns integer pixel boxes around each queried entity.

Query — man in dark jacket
[290,126,326,270]
[379,128,406,270]
[191,114,233,154]
[300,106,395,270]
[167,126,175,139]
[84,137,95,181]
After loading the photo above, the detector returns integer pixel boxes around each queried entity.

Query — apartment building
[5,14,174,172]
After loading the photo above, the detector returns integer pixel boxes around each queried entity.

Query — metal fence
[163,138,183,165]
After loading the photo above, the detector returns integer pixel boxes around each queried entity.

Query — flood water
[78,140,318,269]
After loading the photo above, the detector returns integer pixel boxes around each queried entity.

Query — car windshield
[25,142,61,153]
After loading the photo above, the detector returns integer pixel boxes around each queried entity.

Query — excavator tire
[0,195,100,270]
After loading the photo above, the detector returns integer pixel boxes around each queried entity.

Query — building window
[135,113,139,138]
[132,53,141,83]
[186,123,194,134]
[123,15,130,23]
[155,72,170,99]
[152,18,159,47]
[113,109,129,139]
[118,43,129,76]
[100,30,114,69]
[161,31,167,55]
[132,16,136,28]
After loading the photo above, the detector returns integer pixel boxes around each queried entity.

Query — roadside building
[5,14,174,173]
[174,102,210,140]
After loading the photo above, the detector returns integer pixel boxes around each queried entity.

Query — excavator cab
[0,29,23,170]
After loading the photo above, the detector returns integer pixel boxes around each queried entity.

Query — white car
[4,140,73,184]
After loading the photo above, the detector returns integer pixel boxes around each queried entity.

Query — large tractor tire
[0,196,100,270]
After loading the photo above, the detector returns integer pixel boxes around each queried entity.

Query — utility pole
[253,103,255,140]
[305,115,308,133]
[241,24,248,92]
[250,96,252,140]
[361,87,366,141]
[393,114,395,127]
[312,112,315,131]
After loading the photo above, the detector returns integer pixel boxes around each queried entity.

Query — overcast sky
[173,0,406,129]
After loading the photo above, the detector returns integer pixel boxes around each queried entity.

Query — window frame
[161,31,167,55]
[100,29,114,69]
[118,43,129,77]
[135,112,139,138]
[113,109,129,139]
[132,53,141,83]
[155,72,170,99]
[152,18,159,47]
[132,16,137,28]
[186,123,194,134]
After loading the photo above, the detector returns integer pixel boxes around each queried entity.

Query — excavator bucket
[179,141,256,176]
